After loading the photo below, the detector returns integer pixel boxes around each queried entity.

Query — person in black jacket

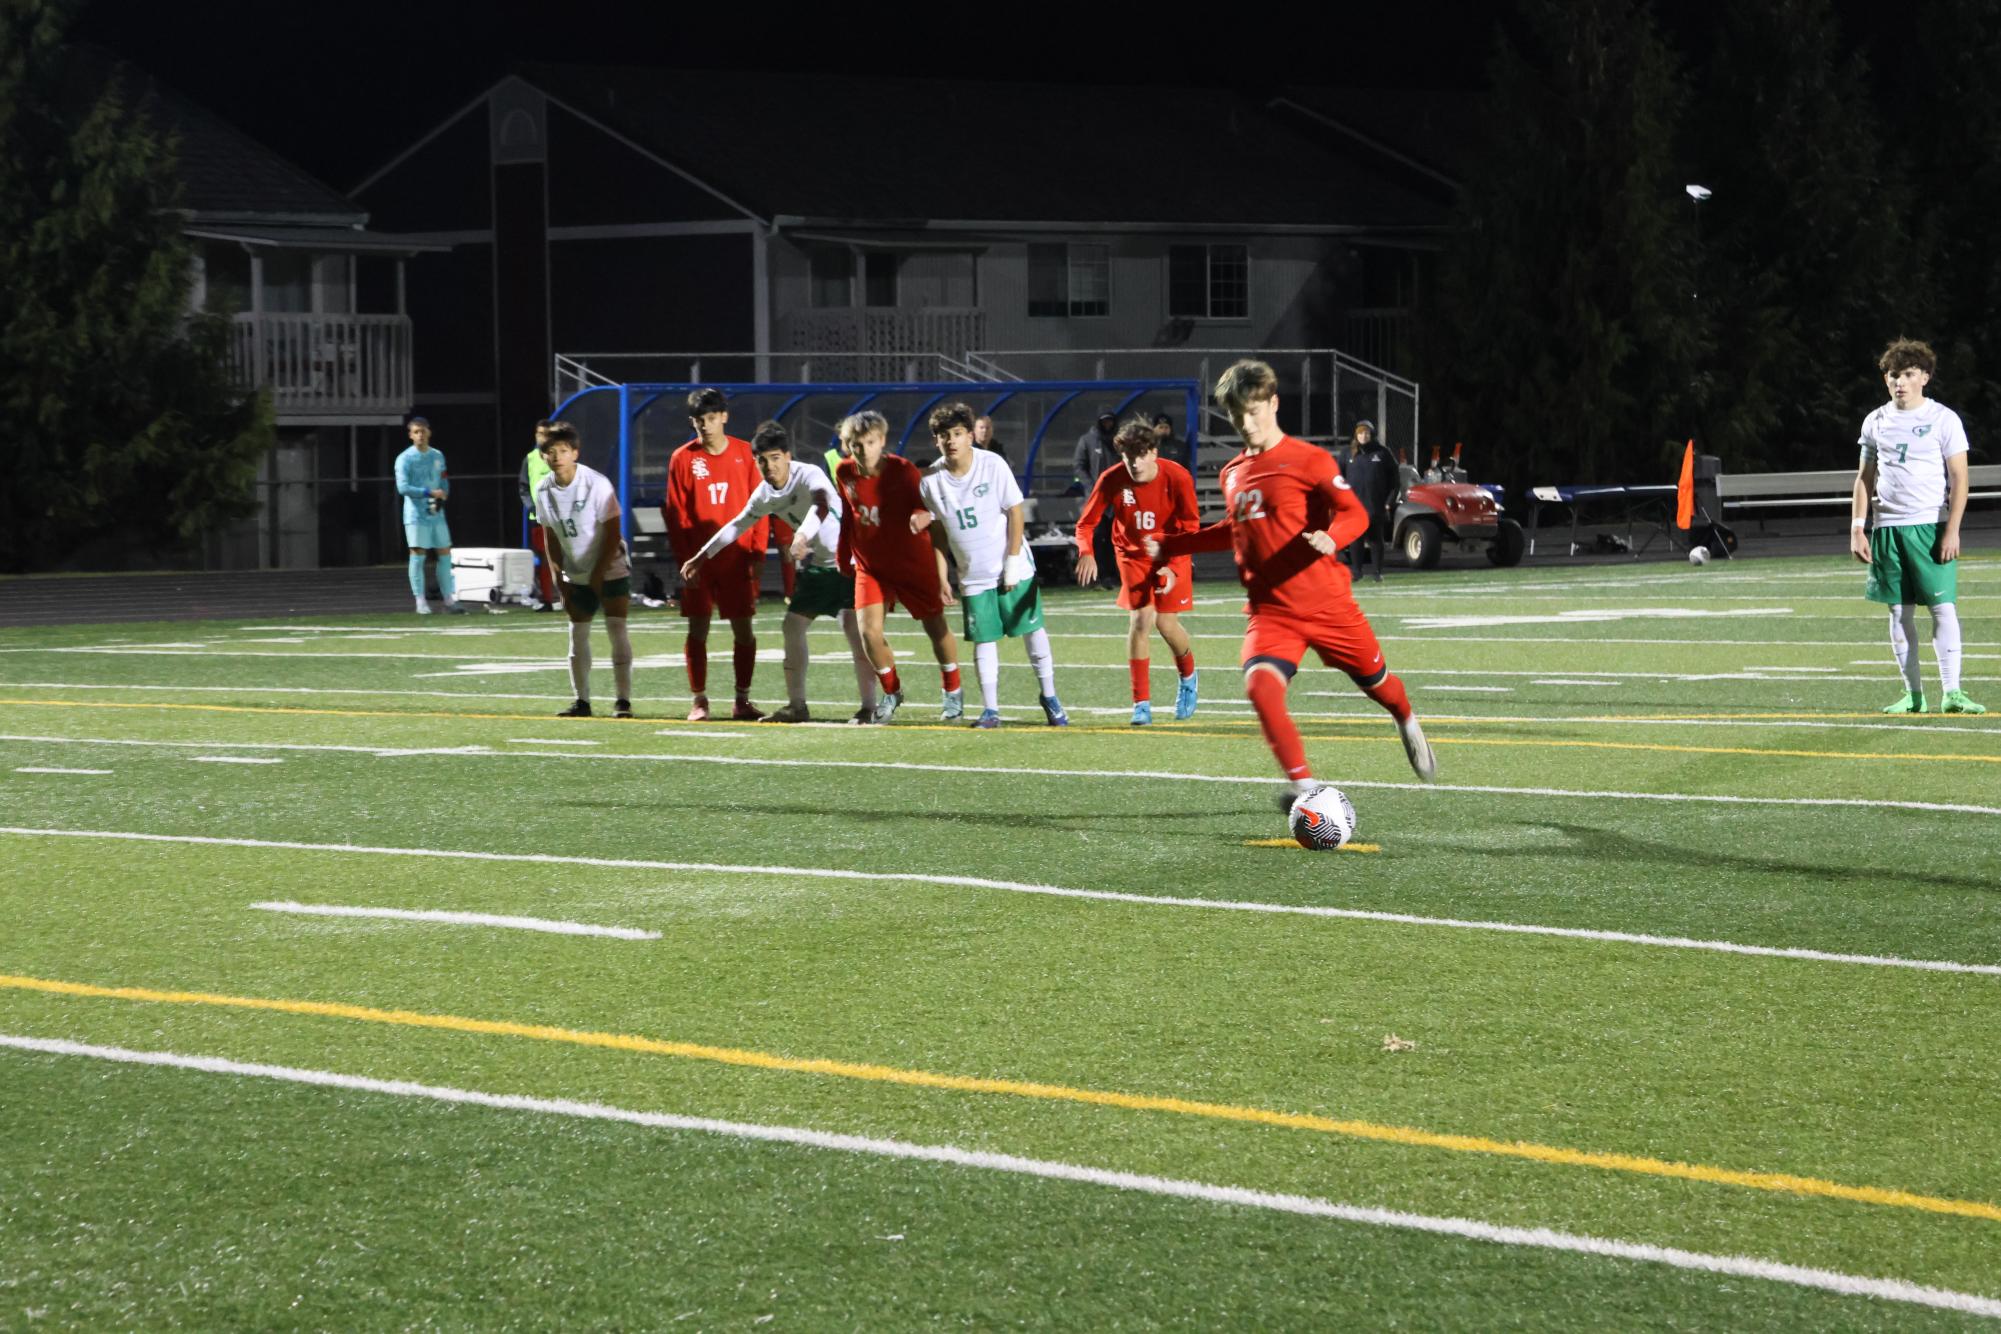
[1340,420,1398,582]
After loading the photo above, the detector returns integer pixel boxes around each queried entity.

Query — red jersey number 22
[1232,487,1266,522]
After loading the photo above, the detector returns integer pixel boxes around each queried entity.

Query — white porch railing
[230,313,413,417]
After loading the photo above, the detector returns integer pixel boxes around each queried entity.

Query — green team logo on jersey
[974,483,990,497]
[1914,426,1932,437]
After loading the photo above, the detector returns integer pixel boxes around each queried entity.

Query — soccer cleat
[1174,671,1199,721]
[732,698,766,722]
[1275,781,1320,813]
[848,706,876,725]
[873,690,904,724]
[940,688,965,722]
[766,702,812,723]
[1040,694,1070,727]
[613,699,634,719]
[414,598,432,615]
[972,709,1002,729]
[1942,690,1987,715]
[686,695,710,722]
[1130,700,1152,727]
[442,600,469,615]
[558,699,593,718]
[1398,715,1438,782]
[1882,691,1927,715]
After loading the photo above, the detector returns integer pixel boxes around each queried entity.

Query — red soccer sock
[1173,650,1196,679]
[733,641,757,696]
[941,663,962,692]
[685,639,708,696]
[1362,672,1413,723]
[1128,658,1151,703]
[1245,668,1311,782]
[877,664,902,696]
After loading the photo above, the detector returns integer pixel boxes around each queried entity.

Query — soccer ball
[1688,545,1710,566]
[1289,786,1358,851]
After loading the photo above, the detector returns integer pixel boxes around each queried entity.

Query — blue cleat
[1040,694,1070,727]
[940,687,964,722]
[1130,700,1152,727]
[972,709,1002,729]
[1174,670,1199,720]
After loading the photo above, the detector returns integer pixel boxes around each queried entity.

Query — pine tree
[0,0,271,572]
[1689,0,1918,472]
[1426,0,1703,490]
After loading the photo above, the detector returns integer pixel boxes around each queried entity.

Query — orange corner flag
[1675,440,1696,530]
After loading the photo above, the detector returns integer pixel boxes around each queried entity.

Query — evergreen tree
[0,0,271,572]
[1689,0,1917,472]
[1426,0,1703,490]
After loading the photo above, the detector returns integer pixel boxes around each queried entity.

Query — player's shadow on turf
[1528,822,1998,895]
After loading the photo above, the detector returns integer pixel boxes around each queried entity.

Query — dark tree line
[0,0,270,573]
[1424,0,2001,491]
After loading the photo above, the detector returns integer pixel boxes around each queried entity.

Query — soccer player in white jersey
[534,421,636,719]
[916,402,1069,728]
[1852,338,1984,714]
[683,421,878,724]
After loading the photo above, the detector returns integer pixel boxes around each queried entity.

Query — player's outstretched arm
[1154,518,1233,562]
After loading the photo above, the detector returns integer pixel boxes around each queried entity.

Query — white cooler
[450,548,536,604]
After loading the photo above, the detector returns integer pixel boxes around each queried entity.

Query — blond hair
[838,410,889,446]
[1214,359,1278,418]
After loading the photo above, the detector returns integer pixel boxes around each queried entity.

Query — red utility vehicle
[1390,444,1525,569]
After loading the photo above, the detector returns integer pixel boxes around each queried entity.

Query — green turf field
[2,555,1998,1328]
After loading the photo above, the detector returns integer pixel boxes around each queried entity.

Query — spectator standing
[974,415,1009,468]
[1340,420,1398,583]
[1073,407,1120,586]
[519,419,557,610]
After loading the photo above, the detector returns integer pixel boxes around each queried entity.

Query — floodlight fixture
[1685,184,1713,202]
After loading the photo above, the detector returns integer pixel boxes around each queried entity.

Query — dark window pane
[864,251,899,307]
[1209,244,1248,319]
[1168,245,1206,317]
[1027,243,1067,317]
[810,249,852,308]
[1069,243,1109,317]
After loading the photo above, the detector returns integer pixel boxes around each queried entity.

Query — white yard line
[248,901,658,940]
[509,738,603,746]
[190,756,281,765]
[13,767,111,775]
[1,1034,1995,1319]
[4,826,1998,975]
[2,733,1998,808]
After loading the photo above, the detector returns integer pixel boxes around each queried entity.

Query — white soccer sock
[1931,602,1963,693]
[568,619,593,701]
[605,617,633,701]
[782,614,811,707]
[1889,604,1921,694]
[975,640,1001,712]
[840,610,877,706]
[1024,627,1057,696]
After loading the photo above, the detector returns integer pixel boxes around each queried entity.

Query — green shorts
[564,576,631,616]
[961,579,1046,644]
[789,565,855,620]
[1866,523,1957,607]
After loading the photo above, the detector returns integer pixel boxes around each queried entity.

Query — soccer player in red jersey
[833,410,963,723]
[1147,359,1436,804]
[1075,416,1202,726]
[664,387,768,721]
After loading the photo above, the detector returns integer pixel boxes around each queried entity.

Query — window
[810,249,852,308]
[864,251,898,308]
[1167,244,1250,320]
[1027,243,1111,318]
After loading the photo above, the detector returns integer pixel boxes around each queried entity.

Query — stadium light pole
[1685,184,1712,303]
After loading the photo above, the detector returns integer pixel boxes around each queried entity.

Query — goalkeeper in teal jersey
[1852,339,1982,714]
[394,417,465,614]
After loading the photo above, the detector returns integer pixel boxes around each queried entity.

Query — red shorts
[1242,604,1387,683]
[854,565,944,621]
[1115,553,1194,613]
[681,547,761,621]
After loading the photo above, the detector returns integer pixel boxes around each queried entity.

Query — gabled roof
[143,79,365,224]
[515,64,1451,233]
[1270,87,1484,194]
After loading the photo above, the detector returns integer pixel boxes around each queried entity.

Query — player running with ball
[917,402,1069,728]
[1146,359,1436,805]
[1075,414,1201,725]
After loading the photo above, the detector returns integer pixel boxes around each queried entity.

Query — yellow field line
[4,971,1996,1225]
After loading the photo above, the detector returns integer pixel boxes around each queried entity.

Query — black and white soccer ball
[1289,786,1358,851]
[1688,545,1710,566]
